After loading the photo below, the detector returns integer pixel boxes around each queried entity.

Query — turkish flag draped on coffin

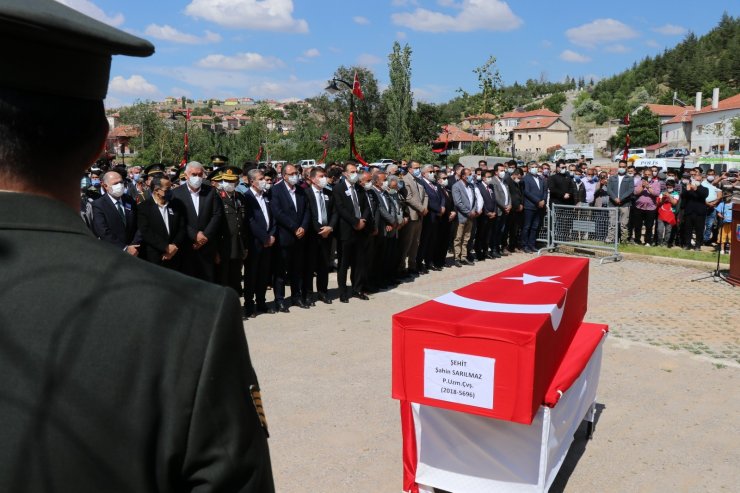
[392,256,589,425]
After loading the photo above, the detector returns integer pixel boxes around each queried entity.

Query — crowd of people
[80,156,738,319]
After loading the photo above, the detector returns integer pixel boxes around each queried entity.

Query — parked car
[369,158,395,169]
[297,159,318,168]
[657,148,690,158]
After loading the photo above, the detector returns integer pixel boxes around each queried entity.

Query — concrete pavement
[243,252,739,492]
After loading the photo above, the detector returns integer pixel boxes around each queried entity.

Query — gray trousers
[399,219,422,271]
[617,204,630,241]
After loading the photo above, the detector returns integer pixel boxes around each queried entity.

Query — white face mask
[529,168,538,175]
[707,175,715,182]
[287,175,299,186]
[347,172,359,184]
[188,175,203,189]
[363,181,373,190]
[498,171,506,180]
[108,182,125,198]
[691,180,701,187]
[440,179,448,187]
[317,177,328,188]
[222,182,236,193]
[257,180,267,192]
[264,183,272,191]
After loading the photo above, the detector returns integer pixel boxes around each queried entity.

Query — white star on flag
[503,273,562,285]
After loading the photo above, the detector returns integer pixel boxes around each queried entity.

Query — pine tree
[385,42,413,153]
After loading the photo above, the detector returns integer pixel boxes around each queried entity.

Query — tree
[410,102,443,144]
[473,55,503,115]
[385,41,413,153]
[608,107,661,149]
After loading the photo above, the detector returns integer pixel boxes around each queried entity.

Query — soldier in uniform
[139,162,165,202]
[211,154,229,172]
[0,1,274,491]
[210,166,248,295]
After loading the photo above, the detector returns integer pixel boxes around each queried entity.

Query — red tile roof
[694,93,740,115]
[664,110,693,124]
[644,104,695,116]
[645,142,667,151]
[434,125,482,143]
[513,116,563,130]
[108,125,140,138]
[501,108,559,119]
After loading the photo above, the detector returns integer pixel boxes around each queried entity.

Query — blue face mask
[132,173,141,182]
[91,178,101,187]
[412,168,422,178]
[575,176,582,183]
[466,175,475,184]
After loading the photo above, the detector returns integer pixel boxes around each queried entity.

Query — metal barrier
[538,204,622,264]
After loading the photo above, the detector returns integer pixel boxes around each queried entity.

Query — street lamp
[325,77,355,160]
[170,109,190,164]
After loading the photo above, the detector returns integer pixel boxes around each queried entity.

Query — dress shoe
[430,265,442,271]
[419,268,429,275]
[317,293,332,304]
[242,306,256,320]
[454,260,463,268]
[339,294,350,303]
[498,250,509,257]
[353,292,370,300]
[293,299,310,309]
[277,303,290,313]
[490,251,501,259]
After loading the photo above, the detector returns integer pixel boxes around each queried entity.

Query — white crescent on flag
[433,276,568,331]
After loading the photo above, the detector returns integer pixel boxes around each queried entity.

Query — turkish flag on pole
[623,113,630,125]
[352,71,365,100]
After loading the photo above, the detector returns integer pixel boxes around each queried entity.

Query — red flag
[318,133,330,164]
[349,112,368,165]
[622,133,630,161]
[255,146,263,162]
[352,72,365,100]
[623,113,630,125]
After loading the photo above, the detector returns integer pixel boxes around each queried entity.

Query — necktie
[317,190,327,225]
[350,185,361,219]
[116,200,126,226]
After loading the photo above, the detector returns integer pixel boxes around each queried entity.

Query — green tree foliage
[607,107,661,150]
[385,42,413,153]
[592,13,739,117]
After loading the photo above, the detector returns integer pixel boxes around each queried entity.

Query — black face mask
[163,190,173,202]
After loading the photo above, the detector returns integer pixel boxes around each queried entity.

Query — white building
[689,92,740,154]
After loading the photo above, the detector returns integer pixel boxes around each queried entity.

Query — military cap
[211,155,229,167]
[144,163,165,177]
[206,169,222,182]
[218,166,241,182]
[0,0,154,100]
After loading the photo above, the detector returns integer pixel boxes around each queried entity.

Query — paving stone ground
[243,252,740,492]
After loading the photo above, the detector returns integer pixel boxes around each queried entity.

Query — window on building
[528,134,532,141]
[538,134,542,141]
[517,134,522,141]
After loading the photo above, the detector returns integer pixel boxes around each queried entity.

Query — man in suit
[137,175,186,270]
[270,163,310,312]
[170,161,224,282]
[506,168,525,252]
[367,170,397,290]
[211,166,247,296]
[332,161,371,302]
[474,169,497,261]
[434,170,456,268]
[489,164,512,257]
[0,2,273,491]
[92,171,141,256]
[451,168,479,266]
[243,168,277,318]
[548,160,576,206]
[354,169,379,293]
[607,159,636,242]
[522,163,548,253]
[398,160,428,276]
[417,164,443,272]
[303,167,337,304]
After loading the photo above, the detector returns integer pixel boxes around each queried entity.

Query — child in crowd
[715,195,733,254]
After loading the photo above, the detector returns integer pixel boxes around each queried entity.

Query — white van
[297,159,318,168]
[613,148,647,162]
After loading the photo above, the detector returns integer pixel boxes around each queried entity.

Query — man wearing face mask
[170,161,224,282]
[417,164,443,272]
[333,162,371,302]
[607,160,635,242]
[137,175,186,270]
[548,160,576,206]
[680,171,709,250]
[304,167,337,304]
[92,171,141,256]
[702,170,721,246]
[399,160,428,277]
[435,171,455,267]
[521,163,548,253]
[211,167,247,295]
[475,169,496,261]
[506,168,524,252]
[243,169,277,318]
[451,168,479,266]
[489,164,512,257]
[270,164,310,312]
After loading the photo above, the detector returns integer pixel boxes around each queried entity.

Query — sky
[56,0,738,108]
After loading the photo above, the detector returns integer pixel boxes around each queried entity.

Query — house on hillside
[512,116,571,160]
[659,90,740,153]
[494,108,561,153]
[638,103,695,124]
[433,125,482,154]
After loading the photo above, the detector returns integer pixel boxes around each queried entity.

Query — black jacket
[170,183,224,255]
[681,185,709,216]
[136,198,186,265]
[548,173,577,205]
[91,193,140,249]
[332,178,371,241]
[304,185,338,234]
[0,192,274,493]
